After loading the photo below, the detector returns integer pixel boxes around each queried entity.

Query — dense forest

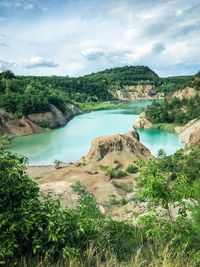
[159,75,193,94]
[0,66,193,117]
[146,72,200,125]
[0,70,113,116]
[84,65,160,86]
[0,66,159,115]
[1,144,200,266]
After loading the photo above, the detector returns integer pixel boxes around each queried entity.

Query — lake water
[8,100,183,165]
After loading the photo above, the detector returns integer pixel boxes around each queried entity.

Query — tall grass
[10,243,197,267]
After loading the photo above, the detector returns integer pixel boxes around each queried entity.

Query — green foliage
[48,94,66,113]
[37,118,49,128]
[157,149,166,158]
[0,66,160,116]
[0,135,9,147]
[193,71,200,89]
[0,149,138,265]
[150,122,179,132]
[101,165,127,178]
[139,158,194,214]
[54,159,62,169]
[145,72,200,125]
[126,164,139,174]
[158,146,200,183]
[71,181,103,219]
[146,96,200,124]
[84,65,160,87]
[159,75,193,94]
[134,148,200,263]
[112,181,133,193]
[0,70,15,80]
[1,145,200,265]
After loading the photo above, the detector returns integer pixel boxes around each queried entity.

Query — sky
[0,0,200,77]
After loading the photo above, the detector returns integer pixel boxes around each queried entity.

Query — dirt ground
[27,162,144,220]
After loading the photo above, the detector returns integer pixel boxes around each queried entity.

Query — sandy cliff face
[83,130,151,167]
[0,108,45,137]
[167,87,198,100]
[110,84,161,101]
[28,103,80,129]
[133,112,152,129]
[179,118,200,146]
[0,103,80,137]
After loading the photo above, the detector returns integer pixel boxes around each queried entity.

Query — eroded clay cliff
[83,130,151,167]
[110,84,162,101]
[178,118,200,146]
[0,103,80,137]
[167,87,198,100]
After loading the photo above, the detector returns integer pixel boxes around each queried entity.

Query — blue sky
[0,0,200,77]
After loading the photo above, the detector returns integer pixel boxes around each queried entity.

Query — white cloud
[0,0,199,76]
[25,56,58,69]
[0,0,48,11]
[81,48,104,60]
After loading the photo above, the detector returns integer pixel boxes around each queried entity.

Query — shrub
[54,159,62,169]
[107,168,127,178]
[126,164,139,174]
[37,118,49,128]
[0,149,137,265]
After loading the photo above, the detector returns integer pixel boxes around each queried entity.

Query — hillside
[0,66,160,111]
[145,72,200,125]
[0,103,80,137]
[159,75,193,94]
[84,65,160,86]
[0,66,194,116]
[0,67,198,137]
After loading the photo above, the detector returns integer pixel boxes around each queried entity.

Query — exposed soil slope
[82,130,151,167]
[0,103,80,137]
[167,87,198,100]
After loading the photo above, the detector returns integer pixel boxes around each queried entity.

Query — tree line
[145,72,200,125]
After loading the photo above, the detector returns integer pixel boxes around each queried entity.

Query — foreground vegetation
[1,145,200,266]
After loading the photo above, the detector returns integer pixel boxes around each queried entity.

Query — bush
[54,159,62,169]
[0,149,136,265]
[126,164,139,174]
[37,118,49,128]
[106,168,127,178]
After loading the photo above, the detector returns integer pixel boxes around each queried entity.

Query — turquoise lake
[8,100,183,165]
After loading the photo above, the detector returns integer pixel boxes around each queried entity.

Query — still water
[8,100,183,165]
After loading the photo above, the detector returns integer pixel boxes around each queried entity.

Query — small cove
[8,100,183,165]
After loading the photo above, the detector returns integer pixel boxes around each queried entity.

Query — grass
[126,164,139,174]
[112,181,133,193]
[77,101,124,112]
[150,123,181,133]
[11,244,197,267]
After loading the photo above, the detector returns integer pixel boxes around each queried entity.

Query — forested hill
[0,66,196,116]
[83,65,160,86]
[0,66,159,116]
